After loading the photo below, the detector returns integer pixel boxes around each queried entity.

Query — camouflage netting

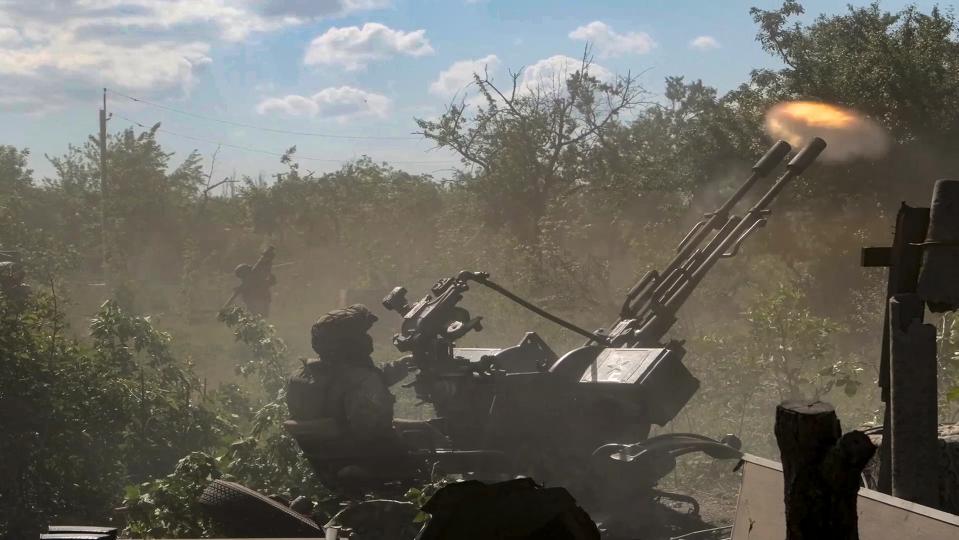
[863,424,959,514]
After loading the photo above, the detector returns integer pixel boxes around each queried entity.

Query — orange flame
[768,101,857,130]
[765,101,890,163]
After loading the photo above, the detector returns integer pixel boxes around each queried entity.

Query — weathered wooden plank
[732,454,959,540]
[888,294,939,507]
[865,204,930,494]
[918,179,959,311]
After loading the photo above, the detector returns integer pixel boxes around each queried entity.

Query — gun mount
[277,138,826,536]
[378,139,826,529]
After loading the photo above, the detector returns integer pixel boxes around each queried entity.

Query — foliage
[216,307,323,494]
[751,1,959,142]
[937,313,959,418]
[217,307,290,399]
[743,282,861,401]
[121,453,222,539]
[121,308,329,538]
[404,476,453,524]
[415,51,647,268]
[0,146,79,275]
[0,293,224,539]
[678,275,865,456]
[89,300,230,480]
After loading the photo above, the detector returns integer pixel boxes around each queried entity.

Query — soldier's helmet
[234,263,253,279]
[311,304,378,356]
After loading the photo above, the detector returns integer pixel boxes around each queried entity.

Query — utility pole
[99,88,108,277]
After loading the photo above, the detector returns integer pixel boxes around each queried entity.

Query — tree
[0,146,36,252]
[0,146,79,274]
[239,154,444,287]
[745,1,959,207]
[751,1,959,142]
[416,51,648,247]
[0,293,225,538]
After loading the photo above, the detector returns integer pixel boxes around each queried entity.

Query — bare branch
[203,177,237,195]
[415,102,492,171]
[479,68,523,118]
[204,145,220,189]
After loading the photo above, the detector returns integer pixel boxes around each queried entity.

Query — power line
[107,88,422,141]
[114,113,458,166]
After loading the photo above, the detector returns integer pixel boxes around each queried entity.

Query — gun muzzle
[786,137,827,173]
[752,140,792,176]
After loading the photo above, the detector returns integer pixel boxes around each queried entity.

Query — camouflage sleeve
[344,373,395,440]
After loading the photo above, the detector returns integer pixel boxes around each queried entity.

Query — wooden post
[888,293,939,507]
[918,179,959,312]
[775,400,876,540]
[99,88,109,278]
[861,203,929,493]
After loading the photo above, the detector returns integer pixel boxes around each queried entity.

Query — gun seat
[283,418,341,440]
[284,419,424,493]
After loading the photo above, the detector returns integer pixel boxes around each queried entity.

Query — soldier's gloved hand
[382,356,414,386]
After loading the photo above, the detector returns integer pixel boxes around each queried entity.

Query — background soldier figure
[226,246,276,317]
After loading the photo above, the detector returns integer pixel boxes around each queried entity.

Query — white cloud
[433,55,613,108]
[6,1,293,43]
[519,55,613,95]
[304,23,433,70]
[568,21,656,58]
[253,0,391,19]
[7,1,395,41]
[258,95,319,117]
[429,54,499,98]
[0,27,21,45]
[256,86,391,121]
[689,35,721,51]
[0,39,211,91]
[0,0,390,108]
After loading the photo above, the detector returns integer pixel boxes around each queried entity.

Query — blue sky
[2,0,948,182]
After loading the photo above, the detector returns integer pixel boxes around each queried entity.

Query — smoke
[765,101,891,163]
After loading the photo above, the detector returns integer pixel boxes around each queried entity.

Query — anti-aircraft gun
[381,138,827,526]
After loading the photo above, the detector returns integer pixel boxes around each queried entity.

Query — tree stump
[775,401,876,540]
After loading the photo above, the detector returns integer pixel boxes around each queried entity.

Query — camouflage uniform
[234,263,276,317]
[287,304,408,442]
[287,304,417,493]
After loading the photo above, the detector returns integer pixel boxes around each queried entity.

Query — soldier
[286,304,414,492]
[229,246,276,317]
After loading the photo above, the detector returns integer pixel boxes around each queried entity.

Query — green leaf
[124,484,141,501]
[947,386,959,402]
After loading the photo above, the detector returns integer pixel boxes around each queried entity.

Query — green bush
[0,294,226,538]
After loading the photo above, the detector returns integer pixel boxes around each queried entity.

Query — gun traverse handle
[787,137,827,174]
[752,140,793,177]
